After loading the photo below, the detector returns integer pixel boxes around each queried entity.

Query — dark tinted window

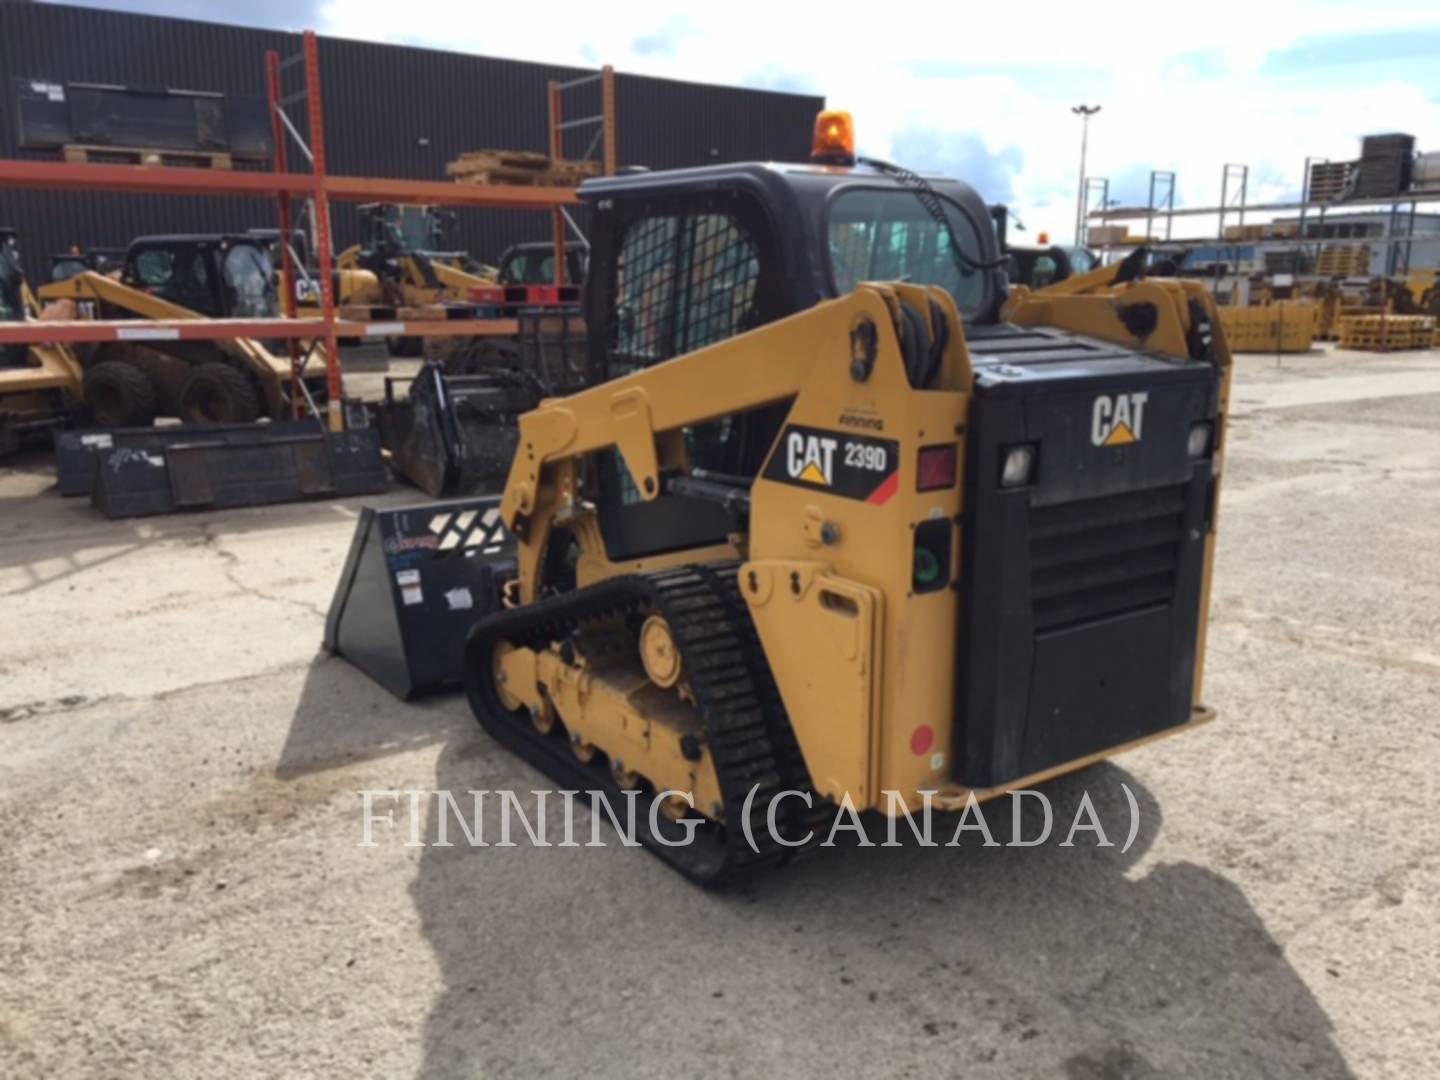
[222,245,276,318]
[828,189,988,317]
[134,249,175,287]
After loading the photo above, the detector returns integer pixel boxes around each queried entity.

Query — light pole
[1072,104,1101,246]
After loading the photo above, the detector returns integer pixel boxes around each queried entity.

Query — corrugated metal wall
[0,3,823,282]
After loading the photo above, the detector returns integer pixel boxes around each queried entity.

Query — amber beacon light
[810,109,856,165]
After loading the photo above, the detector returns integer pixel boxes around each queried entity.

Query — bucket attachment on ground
[59,421,313,497]
[375,360,537,498]
[87,419,387,519]
[323,496,515,698]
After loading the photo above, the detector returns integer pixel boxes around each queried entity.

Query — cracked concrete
[1,344,1438,1079]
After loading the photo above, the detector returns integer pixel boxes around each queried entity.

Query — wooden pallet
[448,149,552,170]
[395,304,449,322]
[1307,160,1355,203]
[61,144,234,169]
[446,148,601,188]
[1315,245,1370,277]
[1338,314,1436,351]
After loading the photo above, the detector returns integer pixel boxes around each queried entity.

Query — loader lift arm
[501,283,974,602]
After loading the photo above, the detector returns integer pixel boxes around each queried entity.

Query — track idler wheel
[638,614,682,688]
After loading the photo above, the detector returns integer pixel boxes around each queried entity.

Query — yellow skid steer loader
[448,113,1231,883]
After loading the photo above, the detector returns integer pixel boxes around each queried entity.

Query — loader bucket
[375,360,536,498]
[323,497,515,698]
[87,419,387,519]
[56,422,321,497]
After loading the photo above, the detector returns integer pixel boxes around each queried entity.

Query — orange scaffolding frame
[547,65,617,289]
[0,30,599,431]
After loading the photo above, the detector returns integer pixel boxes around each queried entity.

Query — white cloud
[316,0,1440,242]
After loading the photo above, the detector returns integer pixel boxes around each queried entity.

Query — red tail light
[916,443,958,491]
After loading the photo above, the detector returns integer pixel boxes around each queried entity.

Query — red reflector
[916,444,958,492]
[910,724,935,756]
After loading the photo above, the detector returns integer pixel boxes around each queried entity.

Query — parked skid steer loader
[457,113,1232,884]
[39,234,329,426]
[0,227,87,453]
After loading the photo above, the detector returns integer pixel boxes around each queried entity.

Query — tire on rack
[83,361,160,429]
[387,335,425,358]
[179,362,263,424]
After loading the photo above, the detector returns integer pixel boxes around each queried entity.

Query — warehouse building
[0,2,823,281]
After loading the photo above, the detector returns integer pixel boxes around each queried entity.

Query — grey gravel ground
[2,345,1438,1079]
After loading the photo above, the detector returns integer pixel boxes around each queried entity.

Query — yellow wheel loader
[456,113,1232,884]
[336,203,498,357]
[335,203,497,297]
[38,233,330,426]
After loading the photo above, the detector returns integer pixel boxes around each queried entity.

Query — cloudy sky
[57,0,1440,242]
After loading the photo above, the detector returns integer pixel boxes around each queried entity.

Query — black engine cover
[956,324,1219,787]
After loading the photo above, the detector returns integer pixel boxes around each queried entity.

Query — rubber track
[463,561,816,885]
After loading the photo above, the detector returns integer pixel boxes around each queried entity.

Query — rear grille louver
[1028,485,1186,631]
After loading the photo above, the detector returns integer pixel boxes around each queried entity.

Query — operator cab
[358,203,443,255]
[356,202,474,266]
[988,204,1096,289]
[581,157,1008,385]
[574,111,1011,561]
[354,202,473,287]
[122,235,278,319]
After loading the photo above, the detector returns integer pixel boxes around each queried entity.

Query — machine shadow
[273,650,465,781]
[409,745,1355,1079]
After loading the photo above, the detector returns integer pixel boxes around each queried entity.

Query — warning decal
[762,424,900,503]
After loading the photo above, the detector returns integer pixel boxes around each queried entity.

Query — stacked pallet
[1316,302,1382,341]
[1307,160,1355,202]
[1354,134,1414,199]
[446,150,601,187]
[1087,225,1129,245]
[1337,314,1436,351]
[1315,244,1370,277]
